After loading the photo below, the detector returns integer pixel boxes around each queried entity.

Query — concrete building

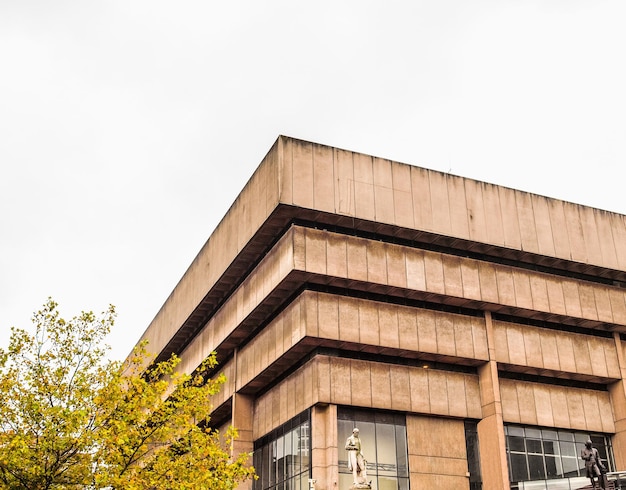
[134,136,626,490]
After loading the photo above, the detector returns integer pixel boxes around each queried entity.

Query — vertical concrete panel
[334,148,355,216]
[386,243,407,289]
[595,209,619,269]
[531,194,557,257]
[379,305,400,349]
[564,202,587,263]
[435,312,456,357]
[350,359,372,407]
[398,307,419,353]
[471,317,489,360]
[496,268,516,307]
[512,270,533,311]
[317,293,339,341]
[500,381,521,423]
[330,357,352,405]
[545,277,567,316]
[579,283,600,321]
[556,333,576,373]
[406,249,427,291]
[427,370,450,415]
[579,206,604,266]
[547,199,572,261]
[523,327,543,368]
[447,174,470,239]
[447,374,468,417]
[411,166,434,231]
[358,299,380,346]
[353,152,375,221]
[338,297,359,342]
[568,335,593,374]
[562,281,583,318]
[391,161,415,228]
[529,274,550,312]
[326,233,348,279]
[594,287,615,323]
[465,376,483,418]
[580,391,603,432]
[516,383,538,426]
[316,356,331,404]
[609,213,626,270]
[609,289,626,325]
[389,364,412,411]
[588,338,609,378]
[417,310,438,354]
[454,315,475,359]
[515,191,540,254]
[423,252,445,295]
[498,186,522,250]
[279,136,294,205]
[533,385,555,427]
[540,330,560,371]
[291,140,314,208]
[366,240,387,284]
[305,228,327,275]
[312,142,335,213]
[493,322,510,364]
[464,178,488,244]
[428,171,452,236]
[598,391,616,433]
[566,391,586,430]
[550,389,571,428]
[478,262,499,304]
[370,362,392,409]
[506,324,527,366]
[482,182,505,245]
[442,255,464,298]
[409,369,430,413]
[373,157,395,223]
[460,259,481,300]
[346,236,368,282]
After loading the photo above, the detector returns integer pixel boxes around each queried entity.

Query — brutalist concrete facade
[134,136,626,490]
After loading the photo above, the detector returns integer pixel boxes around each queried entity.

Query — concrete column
[610,333,626,470]
[232,392,255,490]
[311,404,338,490]
[477,311,510,489]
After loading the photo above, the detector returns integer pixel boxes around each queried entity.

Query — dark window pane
[508,426,525,437]
[543,440,559,455]
[545,455,561,478]
[526,439,542,454]
[558,431,575,442]
[528,454,546,480]
[395,425,408,477]
[508,435,526,452]
[510,453,529,482]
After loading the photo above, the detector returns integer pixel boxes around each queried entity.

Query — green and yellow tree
[0,299,255,490]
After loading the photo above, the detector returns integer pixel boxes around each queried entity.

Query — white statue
[345,428,369,487]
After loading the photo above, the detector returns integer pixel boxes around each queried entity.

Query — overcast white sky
[1,1,625,361]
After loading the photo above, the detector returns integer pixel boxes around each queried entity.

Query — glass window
[338,408,409,490]
[504,425,614,489]
[254,411,311,490]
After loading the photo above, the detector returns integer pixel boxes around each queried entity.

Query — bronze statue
[581,439,606,489]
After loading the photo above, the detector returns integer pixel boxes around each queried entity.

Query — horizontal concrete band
[138,137,626,365]
[176,226,626,379]
[208,354,615,441]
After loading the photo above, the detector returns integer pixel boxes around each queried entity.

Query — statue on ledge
[345,428,370,489]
